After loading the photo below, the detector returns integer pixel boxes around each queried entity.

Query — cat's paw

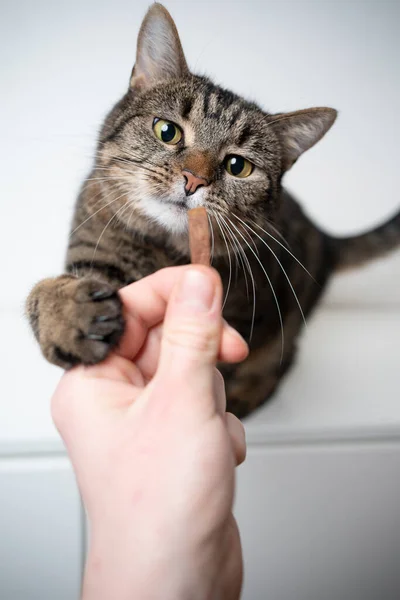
[30,277,125,369]
[67,279,125,366]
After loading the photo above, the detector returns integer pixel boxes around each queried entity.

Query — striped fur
[26,4,400,419]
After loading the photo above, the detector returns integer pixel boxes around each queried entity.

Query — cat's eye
[224,155,254,178]
[153,118,182,145]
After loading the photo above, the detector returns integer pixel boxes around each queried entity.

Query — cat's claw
[30,277,126,369]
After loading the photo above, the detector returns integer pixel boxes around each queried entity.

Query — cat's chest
[126,241,189,280]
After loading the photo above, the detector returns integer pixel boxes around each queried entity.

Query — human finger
[225,412,247,466]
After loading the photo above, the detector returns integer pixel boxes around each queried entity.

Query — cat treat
[188,207,211,267]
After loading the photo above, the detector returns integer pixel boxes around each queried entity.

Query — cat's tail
[331,208,400,270]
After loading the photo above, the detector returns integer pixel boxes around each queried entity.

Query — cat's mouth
[163,196,205,212]
[138,189,206,235]
[164,198,187,209]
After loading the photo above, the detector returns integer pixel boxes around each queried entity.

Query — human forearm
[82,527,226,600]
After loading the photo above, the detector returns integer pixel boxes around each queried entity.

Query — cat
[26,3,400,419]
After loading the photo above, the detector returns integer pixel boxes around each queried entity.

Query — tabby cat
[26,3,400,418]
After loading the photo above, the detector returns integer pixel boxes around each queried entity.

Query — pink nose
[182,170,209,196]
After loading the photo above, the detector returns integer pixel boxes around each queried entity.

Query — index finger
[116,266,187,361]
[116,266,248,365]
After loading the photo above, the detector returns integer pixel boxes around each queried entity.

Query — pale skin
[51,266,249,600]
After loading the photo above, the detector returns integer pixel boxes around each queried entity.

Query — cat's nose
[182,170,209,197]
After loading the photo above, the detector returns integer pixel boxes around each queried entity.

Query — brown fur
[26,4,400,418]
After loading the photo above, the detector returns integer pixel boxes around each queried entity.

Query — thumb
[156,266,223,390]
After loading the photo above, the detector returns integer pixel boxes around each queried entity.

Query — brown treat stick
[188,207,211,266]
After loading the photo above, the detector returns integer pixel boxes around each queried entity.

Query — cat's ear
[269,107,337,171]
[130,3,189,91]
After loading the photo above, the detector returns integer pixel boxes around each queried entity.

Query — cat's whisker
[89,154,165,180]
[88,155,179,199]
[262,217,291,248]
[81,177,134,202]
[219,216,257,341]
[217,210,240,280]
[230,215,308,328]
[98,149,163,171]
[84,174,114,183]
[82,178,132,190]
[90,200,132,267]
[216,206,259,260]
[212,211,232,310]
[69,194,126,238]
[206,212,215,265]
[223,219,240,282]
[94,165,166,191]
[83,173,133,181]
[79,180,122,213]
[220,215,249,299]
[124,204,136,234]
[92,162,164,183]
[234,217,260,257]
[109,158,163,177]
[239,215,316,284]
[89,167,140,177]
[226,217,284,362]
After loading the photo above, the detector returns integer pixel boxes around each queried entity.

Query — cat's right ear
[130,3,189,91]
[269,107,337,171]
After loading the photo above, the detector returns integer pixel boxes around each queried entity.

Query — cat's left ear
[130,3,189,91]
[269,107,337,171]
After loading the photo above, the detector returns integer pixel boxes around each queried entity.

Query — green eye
[153,118,182,145]
[224,155,253,178]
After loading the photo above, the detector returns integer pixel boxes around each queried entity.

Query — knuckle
[214,368,225,388]
[164,318,218,358]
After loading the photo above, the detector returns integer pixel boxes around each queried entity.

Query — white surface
[236,444,400,600]
[1,304,399,448]
[323,250,400,308]
[0,457,82,600]
[244,306,400,443]
[0,312,61,448]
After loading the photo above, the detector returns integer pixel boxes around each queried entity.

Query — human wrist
[82,523,222,600]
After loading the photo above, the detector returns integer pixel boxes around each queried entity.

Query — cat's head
[96,3,336,250]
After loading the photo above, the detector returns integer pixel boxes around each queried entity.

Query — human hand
[51,266,248,600]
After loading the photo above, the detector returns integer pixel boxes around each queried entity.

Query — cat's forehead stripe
[181,96,193,119]
[237,125,253,147]
[202,84,237,118]
[208,92,219,114]
[182,88,257,150]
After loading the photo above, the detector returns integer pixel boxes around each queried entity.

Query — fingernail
[176,269,215,313]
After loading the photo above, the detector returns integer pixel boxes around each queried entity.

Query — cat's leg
[221,335,297,419]
[26,274,124,369]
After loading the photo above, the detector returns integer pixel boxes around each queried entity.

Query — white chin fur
[137,188,206,235]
